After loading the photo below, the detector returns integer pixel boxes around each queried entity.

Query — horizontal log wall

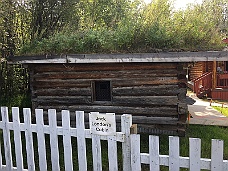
[203,61,213,73]
[189,62,203,80]
[29,62,187,135]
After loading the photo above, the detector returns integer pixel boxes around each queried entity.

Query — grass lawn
[213,106,228,117]
[1,125,228,170]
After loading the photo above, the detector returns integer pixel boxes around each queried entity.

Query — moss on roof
[19,28,226,56]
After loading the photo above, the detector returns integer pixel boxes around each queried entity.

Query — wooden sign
[89,112,116,135]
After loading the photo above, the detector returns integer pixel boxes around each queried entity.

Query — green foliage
[18,0,227,55]
[143,0,172,26]
[0,0,17,57]
[171,2,224,50]
[20,20,144,55]
[144,22,173,49]
[0,0,227,56]
[0,62,31,108]
[29,0,79,40]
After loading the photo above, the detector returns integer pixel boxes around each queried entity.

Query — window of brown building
[92,81,112,101]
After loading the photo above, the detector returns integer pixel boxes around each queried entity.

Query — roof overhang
[8,51,228,64]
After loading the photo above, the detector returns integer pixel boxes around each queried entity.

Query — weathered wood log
[36,105,178,116]
[137,124,185,136]
[33,86,186,97]
[32,78,187,89]
[34,88,91,96]
[34,95,179,107]
[32,80,91,88]
[39,111,178,122]
[33,63,178,72]
[178,102,188,115]
[113,86,186,96]
[33,70,178,80]
[113,96,179,106]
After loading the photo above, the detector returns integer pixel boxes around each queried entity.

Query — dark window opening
[93,81,111,101]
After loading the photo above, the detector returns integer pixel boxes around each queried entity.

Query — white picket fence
[0,107,228,171]
[131,134,228,171]
[0,107,132,171]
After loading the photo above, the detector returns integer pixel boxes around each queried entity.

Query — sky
[144,0,203,10]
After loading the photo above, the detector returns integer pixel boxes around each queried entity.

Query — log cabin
[188,61,228,100]
[188,38,228,100]
[8,51,228,135]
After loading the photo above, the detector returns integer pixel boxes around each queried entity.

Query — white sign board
[89,112,116,136]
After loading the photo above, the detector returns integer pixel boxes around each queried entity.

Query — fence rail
[217,73,228,88]
[0,107,228,171]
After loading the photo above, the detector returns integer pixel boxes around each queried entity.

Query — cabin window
[93,81,112,101]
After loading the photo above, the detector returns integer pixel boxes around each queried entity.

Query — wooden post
[212,61,217,89]
[187,113,191,125]
[130,124,138,134]
[121,114,132,171]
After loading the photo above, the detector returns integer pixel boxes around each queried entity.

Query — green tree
[0,0,17,58]
[172,0,226,50]
[29,0,79,40]
[142,0,174,49]
[0,0,32,58]
[77,0,135,29]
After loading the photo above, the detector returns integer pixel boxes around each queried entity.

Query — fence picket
[48,109,60,171]
[149,135,159,171]
[131,134,141,171]
[76,111,87,171]
[0,139,2,170]
[91,112,102,171]
[0,108,4,171]
[92,134,102,171]
[169,136,179,171]
[12,107,24,171]
[211,139,223,171]
[35,109,47,171]
[189,138,201,171]
[1,107,13,170]
[106,113,118,171]
[108,136,118,171]
[121,114,132,171]
[62,110,73,171]
[24,108,35,171]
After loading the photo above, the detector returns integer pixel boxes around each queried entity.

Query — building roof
[8,51,228,64]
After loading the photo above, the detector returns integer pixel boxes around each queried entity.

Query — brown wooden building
[188,60,228,100]
[9,51,228,135]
